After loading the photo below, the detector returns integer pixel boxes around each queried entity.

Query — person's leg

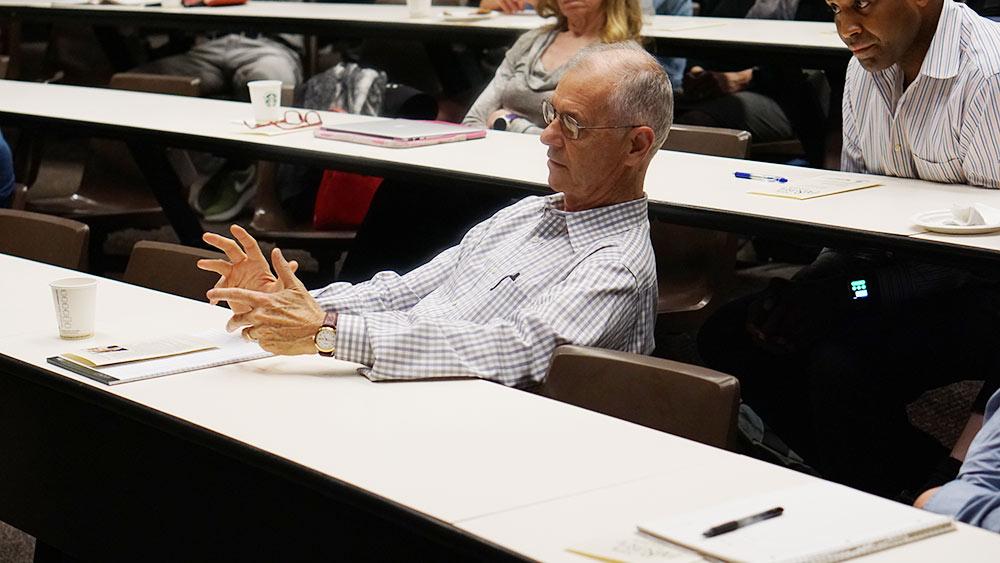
[697,294,815,455]
[226,37,302,101]
[338,180,514,283]
[806,285,1000,497]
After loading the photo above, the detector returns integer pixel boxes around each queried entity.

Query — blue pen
[735,172,789,183]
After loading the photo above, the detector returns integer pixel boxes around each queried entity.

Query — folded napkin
[946,203,1000,226]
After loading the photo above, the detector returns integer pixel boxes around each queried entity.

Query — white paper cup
[247,80,283,124]
[50,277,97,339]
[406,0,432,18]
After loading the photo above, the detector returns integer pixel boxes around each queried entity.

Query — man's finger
[197,259,232,276]
[208,275,228,305]
[289,260,299,274]
[207,287,270,307]
[203,232,246,263]
[272,248,304,290]
[231,224,267,262]
[226,311,255,333]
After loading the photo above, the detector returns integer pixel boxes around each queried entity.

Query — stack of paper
[638,482,953,562]
[49,329,271,385]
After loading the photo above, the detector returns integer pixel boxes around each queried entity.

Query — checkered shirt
[311,193,657,388]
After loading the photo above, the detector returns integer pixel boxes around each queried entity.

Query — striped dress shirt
[842,0,1000,188]
[810,2,1000,306]
[311,193,657,388]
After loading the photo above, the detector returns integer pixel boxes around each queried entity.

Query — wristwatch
[314,312,338,357]
[491,112,519,131]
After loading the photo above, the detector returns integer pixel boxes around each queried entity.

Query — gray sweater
[463,27,569,134]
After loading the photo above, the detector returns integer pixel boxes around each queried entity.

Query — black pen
[702,506,784,538]
[490,272,520,291]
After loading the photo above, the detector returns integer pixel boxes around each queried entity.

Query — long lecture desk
[0,1,848,65]
[2,79,998,267]
[2,251,1000,561]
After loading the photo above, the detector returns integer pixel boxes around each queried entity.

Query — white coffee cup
[247,80,283,124]
[406,0,432,18]
[50,277,97,339]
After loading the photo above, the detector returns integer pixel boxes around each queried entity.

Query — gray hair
[566,41,674,152]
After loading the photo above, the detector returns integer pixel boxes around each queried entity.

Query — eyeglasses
[243,110,322,130]
[541,99,641,140]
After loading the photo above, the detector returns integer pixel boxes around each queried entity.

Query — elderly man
[199,42,671,388]
[699,0,1000,500]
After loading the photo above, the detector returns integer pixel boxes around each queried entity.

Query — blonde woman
[463,0,644,134]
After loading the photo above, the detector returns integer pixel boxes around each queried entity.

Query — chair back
[540,345,741,450]
[665,124,750,159]
[25,73,202,220]
[123,241,224,302]
[0,209,89,270]
[654,125,748,331]
[109,72,201,97]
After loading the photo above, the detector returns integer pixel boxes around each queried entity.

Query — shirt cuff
[923,479,982,518]
[335,313,374,367]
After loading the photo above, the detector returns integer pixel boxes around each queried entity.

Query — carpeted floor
[0,521,34,563]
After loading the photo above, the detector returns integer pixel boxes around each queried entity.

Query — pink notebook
[314,119,487,148]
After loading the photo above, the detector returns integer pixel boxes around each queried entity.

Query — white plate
[440,9,499,22]
[911,209,1000,235]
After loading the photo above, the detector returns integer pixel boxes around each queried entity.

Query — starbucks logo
[265,92,278,107]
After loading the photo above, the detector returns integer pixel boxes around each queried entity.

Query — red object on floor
[312,170,383,230]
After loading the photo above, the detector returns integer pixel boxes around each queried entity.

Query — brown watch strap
[323,311,338,329]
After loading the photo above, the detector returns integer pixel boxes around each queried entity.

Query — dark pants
[698,285,1000,498]
[339,179,515,283]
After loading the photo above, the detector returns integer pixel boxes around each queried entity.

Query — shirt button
[894,144,902,152]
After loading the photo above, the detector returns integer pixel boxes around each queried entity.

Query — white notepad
[748,175,880,200]
[48,329,272,385]
[638,482,954,563]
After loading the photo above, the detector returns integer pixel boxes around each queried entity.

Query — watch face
[315,327,337,352]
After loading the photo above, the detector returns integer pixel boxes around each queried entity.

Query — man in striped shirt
[199,42,668,389]
[840,0,1000,187]
[700,0,1000,499]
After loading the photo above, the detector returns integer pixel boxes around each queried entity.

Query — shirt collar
[918,0,961,80]
[542,193,649,252]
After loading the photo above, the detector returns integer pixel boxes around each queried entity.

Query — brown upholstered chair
[655,125,749,333]
[9,183,28,211]
[26,72,200,221]
[107,72,201,97]
[24,73,203,271]
[539,345,741,450]
[0,208,89,270]
[123,240,224,302]
[666,124,751,160]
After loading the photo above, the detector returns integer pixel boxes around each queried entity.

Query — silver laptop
[320,119,485,142]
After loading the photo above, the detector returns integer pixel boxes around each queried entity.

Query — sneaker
[200,164,258,222]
